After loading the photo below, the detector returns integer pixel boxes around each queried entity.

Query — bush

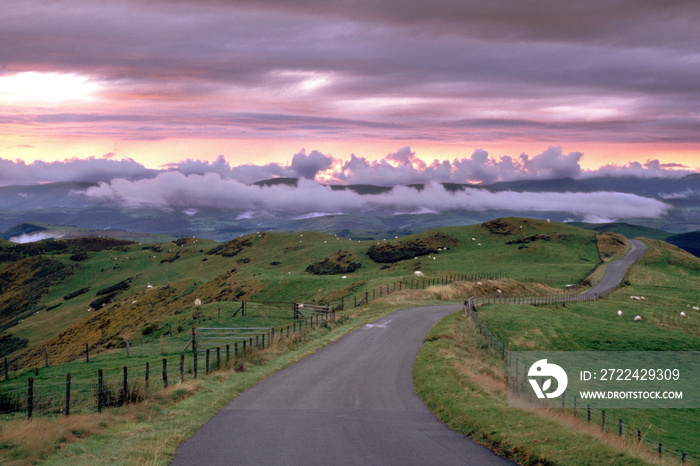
[141,323,159,336]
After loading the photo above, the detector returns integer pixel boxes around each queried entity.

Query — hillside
[0,217,614,368]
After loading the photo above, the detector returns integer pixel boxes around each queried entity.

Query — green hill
[0,217,611,367]
[1,217,699,464]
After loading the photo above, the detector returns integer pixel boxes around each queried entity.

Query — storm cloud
[2,0,700,159]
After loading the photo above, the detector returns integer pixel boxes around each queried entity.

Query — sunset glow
[0,0,698,180]
[0,72,101,105]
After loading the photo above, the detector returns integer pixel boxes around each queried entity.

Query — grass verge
[414,311,674,465]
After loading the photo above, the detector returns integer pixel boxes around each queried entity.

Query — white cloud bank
[84,174,671,221]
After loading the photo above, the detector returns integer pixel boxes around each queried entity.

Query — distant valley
[1,175,698,255]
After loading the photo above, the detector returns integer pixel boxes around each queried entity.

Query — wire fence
[0,308,337,420]
[463,298,698,465]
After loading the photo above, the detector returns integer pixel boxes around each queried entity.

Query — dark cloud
[290,149,334,179]
[2,0,700,147]
[0,156,157,186]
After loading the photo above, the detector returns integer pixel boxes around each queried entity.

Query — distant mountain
[487,175,700,200]
[0,175,698,243]
[666,231,700,257]
[568,222,671,241]
[0,182,95,210]
[0,222,175,243]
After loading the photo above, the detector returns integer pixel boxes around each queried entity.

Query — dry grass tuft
[0,413,111,464]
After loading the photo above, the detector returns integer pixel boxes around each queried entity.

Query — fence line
[462,298,698,465]
[0,308,338,419]
[351,272,507,308]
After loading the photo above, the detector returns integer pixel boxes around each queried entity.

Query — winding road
[582,239,647,298]
[171,239,648,465]
[171,305,514,465]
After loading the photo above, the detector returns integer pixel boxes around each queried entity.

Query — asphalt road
[171,305,514,465]
[583,239,648,298]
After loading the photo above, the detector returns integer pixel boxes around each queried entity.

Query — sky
[1,0,699,188]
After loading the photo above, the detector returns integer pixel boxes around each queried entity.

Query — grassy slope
[457,239,700,459]
[415,312,657,465]
[1,217,696,463]
[1,217,604,367]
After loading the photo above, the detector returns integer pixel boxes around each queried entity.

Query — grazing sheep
[640,296,646,301]
[194,299,202,308]
[414,271,424,277]
[693,306,699,311]
[341,276,347,279]
[496,289,502,294]
[617,310,622,316]
[477,282,482,285]
[634,315,642,321]
[681,312,687,318]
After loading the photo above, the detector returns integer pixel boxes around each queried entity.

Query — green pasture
[468,239,700,458]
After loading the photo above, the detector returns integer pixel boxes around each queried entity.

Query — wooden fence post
[180,354,185,383]
[85,343,89,363]
[4,358,8,381]
[602,410,606,431]
[216,347,221,370]
[45,346,49,367]
[97,369,104,413]
[162,358,168,388]
[122,366,128,405]
[226,344,230,365]
[27,377,34,419]
[193,351,198,379]
[205,349,210,375]
[65,373,71,416]
[145,362,149,392]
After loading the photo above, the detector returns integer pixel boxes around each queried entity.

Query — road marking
[364,318,394,329]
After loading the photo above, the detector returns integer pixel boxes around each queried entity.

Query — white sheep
[341,276,347,279]
[477,281,482,285]
[617,310,622,316]
[496,289,502,294]
[693,306,699,311]
[194,299,202,308]
[640,296,646,301]
[681,312,687,318]
[634,315,642,321]
[414,271,424,276]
